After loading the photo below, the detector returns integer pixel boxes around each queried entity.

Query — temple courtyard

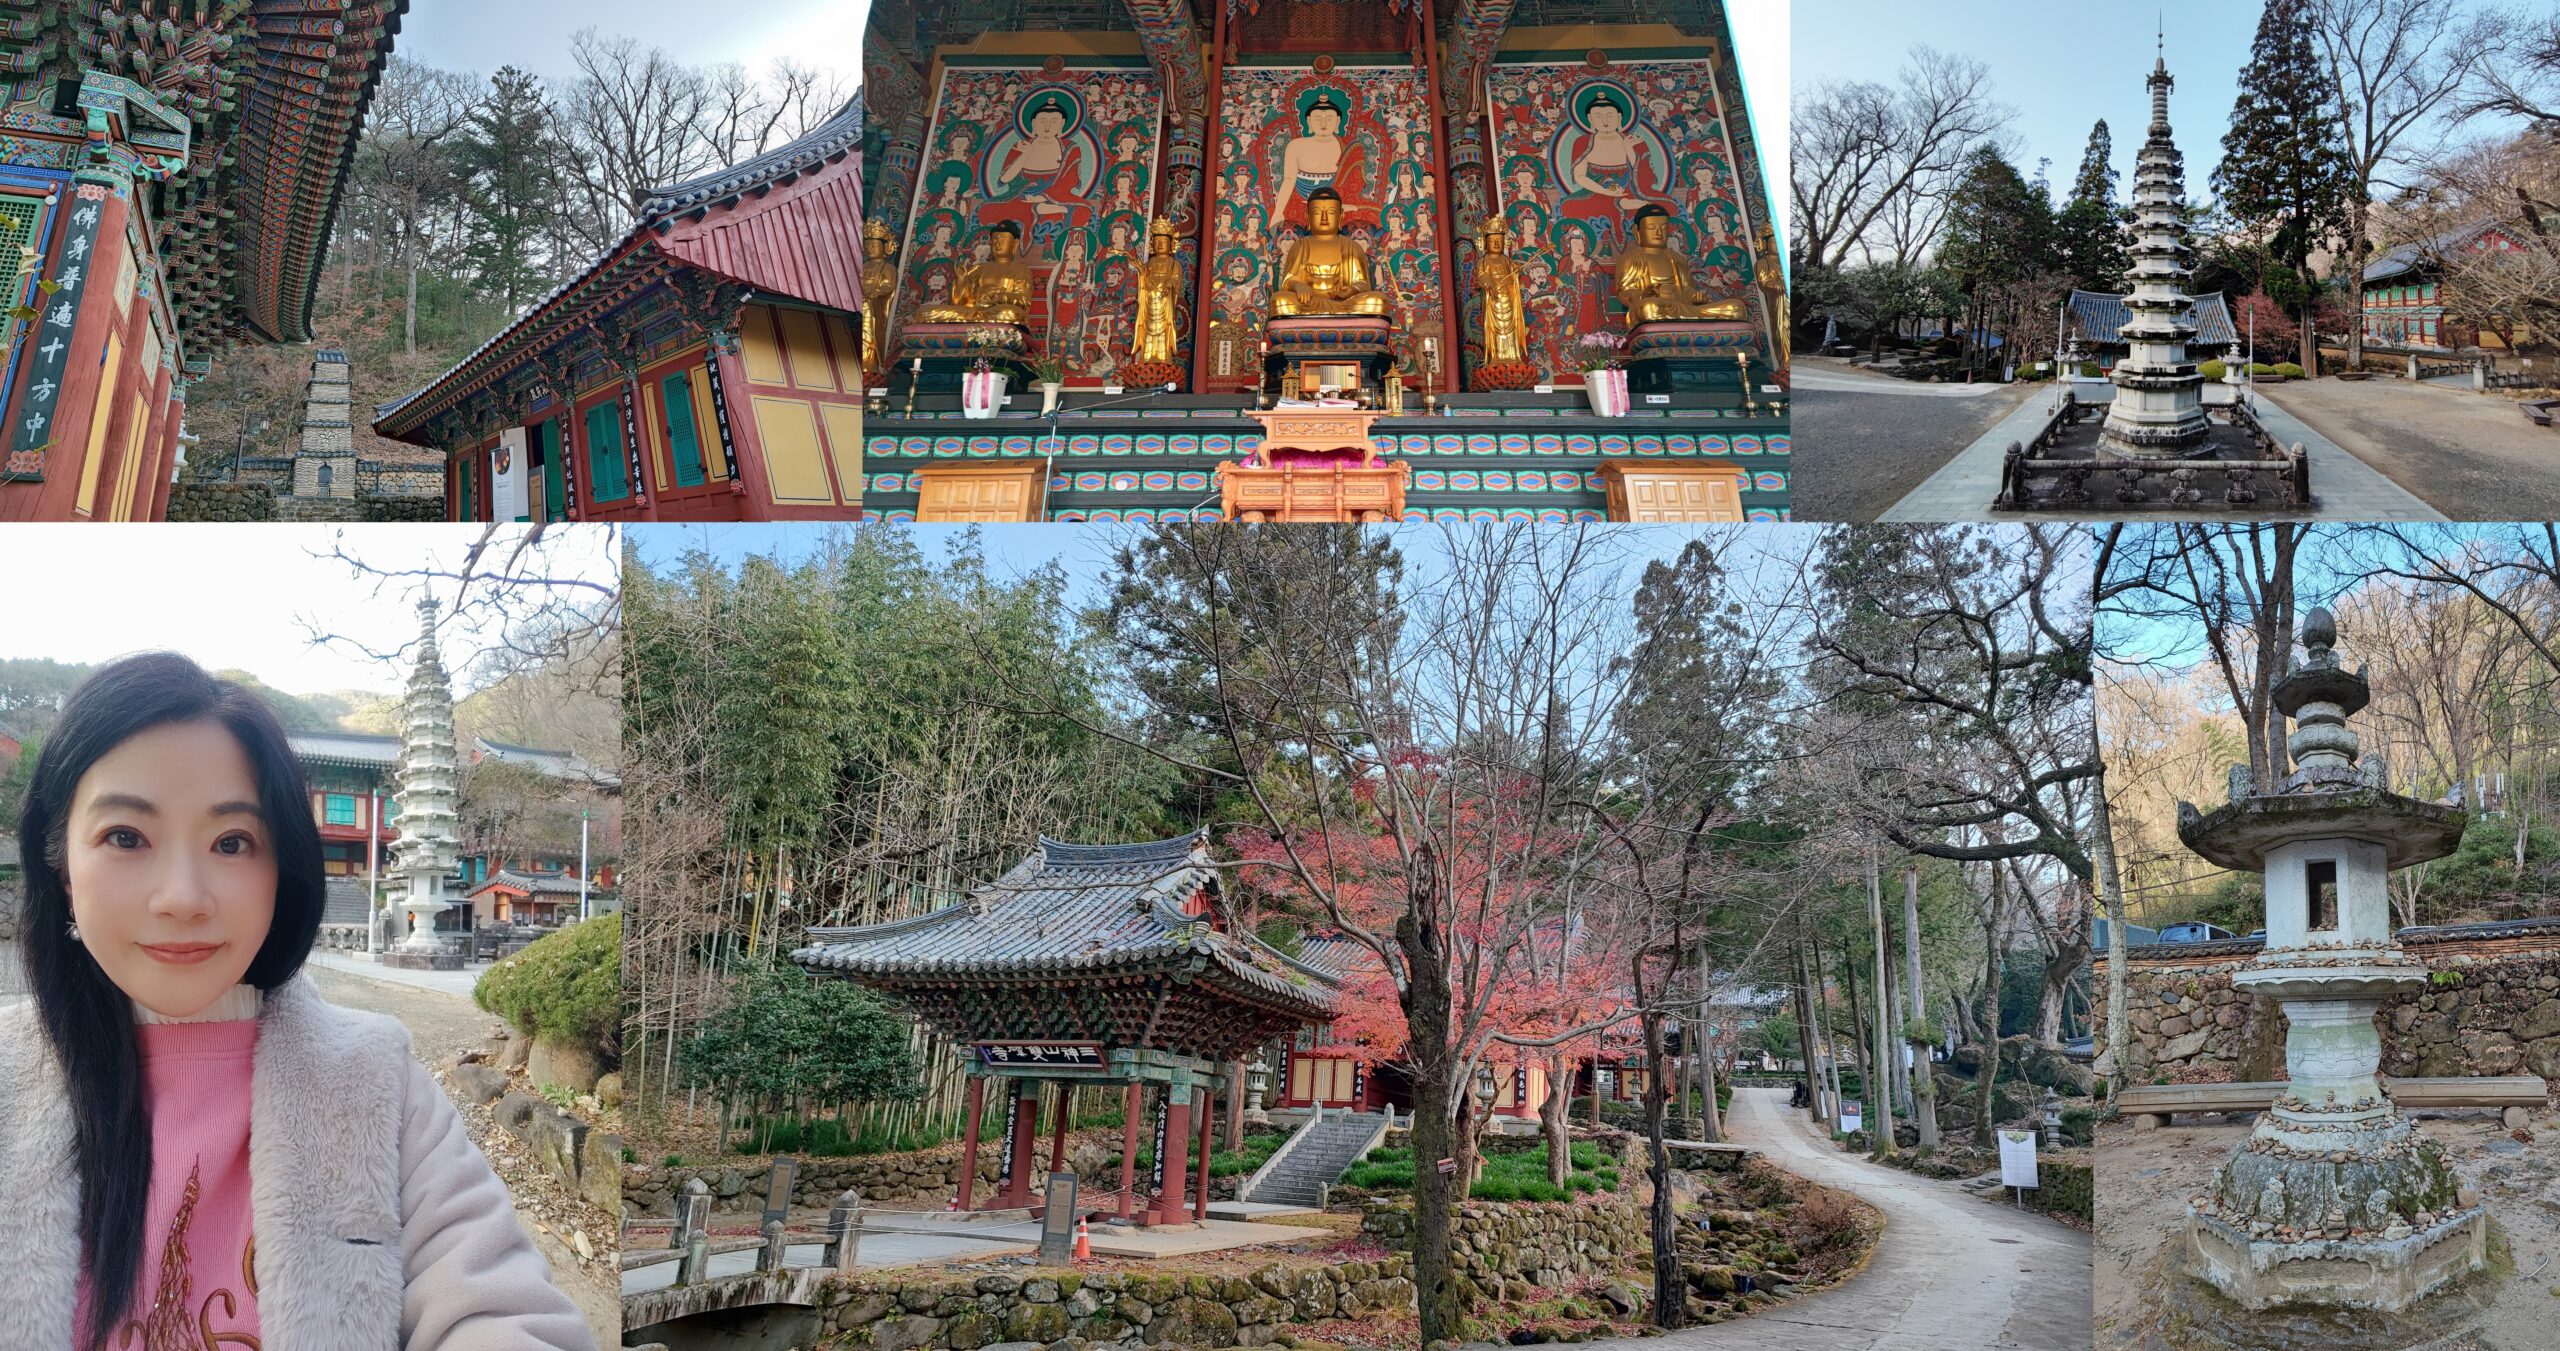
[1805,371,2560,524]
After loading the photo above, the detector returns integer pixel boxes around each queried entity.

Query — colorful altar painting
[893,60,1164,387]
[1203,64,1448,394]
[1487,59,1763,385]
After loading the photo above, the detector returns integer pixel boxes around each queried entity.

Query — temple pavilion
[791,831,1339,1225]
[0,0,405,521]
[375,96,873,521]
[853,0,1790,523]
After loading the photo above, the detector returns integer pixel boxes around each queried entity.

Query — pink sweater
[73,988,262,1349]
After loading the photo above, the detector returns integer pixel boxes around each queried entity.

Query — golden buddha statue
[910,221,1035,325]
[860,219,900,379]
[1475,217,1529,365]
[1132,217,1184,364]
[1271,189,1392,318]
[1612,204,1744,324]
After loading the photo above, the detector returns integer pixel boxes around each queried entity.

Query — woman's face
[64,720,277,1018]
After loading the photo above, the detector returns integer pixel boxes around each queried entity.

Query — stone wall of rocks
[361,492,443,521]
[273,497,365,523]
[627,1141,1015,1217]
[167,483,274,522]
[822,1255,1418,1349]
[2095,947,2560,1096]
[1361,1193,1646,1308]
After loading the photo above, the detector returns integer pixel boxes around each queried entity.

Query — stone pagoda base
[383,946,467,972]
[2187,1112,2483,1311]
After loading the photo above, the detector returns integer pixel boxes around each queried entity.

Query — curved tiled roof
[2068,288,2239,348]
[2363,221,2502,283]
[794,832,1340,1021]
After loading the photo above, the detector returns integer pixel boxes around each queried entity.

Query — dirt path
[1586,1087,2089,1350]
[2097,1108,2560,1351]
[306,962,623,1350]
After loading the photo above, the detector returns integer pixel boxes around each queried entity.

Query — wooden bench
[2119,1075,2547,1130]
[2521,399,2559,428]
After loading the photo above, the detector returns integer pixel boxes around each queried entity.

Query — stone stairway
[1242,1111,1388,1207]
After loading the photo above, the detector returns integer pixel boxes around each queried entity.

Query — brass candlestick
[1735,352,1759,417]
[902,356,923,420]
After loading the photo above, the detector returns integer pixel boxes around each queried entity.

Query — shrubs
[2199,359,2227,382]
[1344,1141,1619,1199]
[472,913,620,1050]
[2274,362,2305,379]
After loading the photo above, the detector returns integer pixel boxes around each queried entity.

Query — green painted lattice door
[584,401,628,502]
[662,373,707,487]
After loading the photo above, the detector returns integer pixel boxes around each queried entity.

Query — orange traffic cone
[1074,1214,1091,1260]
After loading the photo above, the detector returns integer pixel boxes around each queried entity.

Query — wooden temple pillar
[1118,1082,1143,1220]
[1413,4,1464,395]
[1153,1088,1194,1225]
[1000,1079,1042,1208]
[1185,0,1230,396]
[1192,1085,1213,1223]
[957,1076,987,1210]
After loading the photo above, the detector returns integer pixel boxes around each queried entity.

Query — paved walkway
[1881,388,2442,522]
[1588,1088,2089,1351]
[2257,377,2560,521]
[307,948,494,1000]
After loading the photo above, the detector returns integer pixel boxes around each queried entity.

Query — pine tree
[1940,145,2058,379]
[2213,0,2353,372]
[455,67,561,317]
[2054,120,2129,291]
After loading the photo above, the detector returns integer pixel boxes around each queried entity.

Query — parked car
[2159,922,2237,943]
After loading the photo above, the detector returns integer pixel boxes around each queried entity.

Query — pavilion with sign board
[791,830,1339,1226]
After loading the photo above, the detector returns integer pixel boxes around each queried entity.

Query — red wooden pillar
[1048,1083,1074,1176]
[1192,1085,1212,1224]
[712,339,783,521]
[956,1076,987,1210]
[147,370,181,522]
[1186,0,1230,394]
[1116,1079,1136,1217]
[1001,1079,1041,1208]
[9,182,129,521]
[1418,5,1463,395]
[1155,1090,1193,1225]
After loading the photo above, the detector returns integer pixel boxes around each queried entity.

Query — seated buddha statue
[1612,204,1744,324]
[910,221,1035,325]
[1271,189,1392,318]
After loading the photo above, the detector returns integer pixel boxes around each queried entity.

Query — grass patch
[1133,1130,1291,1178]
[1342,1141,1619,1201]
[727,1114,961,1157]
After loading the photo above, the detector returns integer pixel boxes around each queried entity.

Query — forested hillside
[181,36,855,482]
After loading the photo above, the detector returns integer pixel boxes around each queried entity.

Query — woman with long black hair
[0,653,595,1349]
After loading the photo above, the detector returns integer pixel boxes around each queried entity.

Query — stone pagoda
[384,597,466,972]
[2099,42,2212,459]
[2176,607,2478,1311]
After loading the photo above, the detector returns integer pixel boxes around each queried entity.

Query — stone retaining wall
[167,483,274,522]
[2094,945,2560,1095]
[824,1255,1417,1348]
[624,1134,1130,1217]
[1361,1194,1645,1308]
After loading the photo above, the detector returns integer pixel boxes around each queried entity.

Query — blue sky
[1792,0,2519,214]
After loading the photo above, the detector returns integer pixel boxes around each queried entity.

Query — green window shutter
[662,373,706,487]
[325,794,357,826]
[459,458,475,520]
[585,402,628,501]
[541,420,566,519]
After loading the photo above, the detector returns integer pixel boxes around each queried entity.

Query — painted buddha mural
[1557,86,1671,254]
[1269,93,1377,233]
[981,91,1097,252]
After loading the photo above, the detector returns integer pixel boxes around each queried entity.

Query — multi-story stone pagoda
[385,597,466,971]
[2100,41,2212,459]
[2176,607,2479,1311]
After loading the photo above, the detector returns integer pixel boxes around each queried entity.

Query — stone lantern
[2175,606,2477,1311]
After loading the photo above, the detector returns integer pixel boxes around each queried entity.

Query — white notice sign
[1998,1129,2040,1189]
[492,427,529,522]
[1839,1110,1862,1134]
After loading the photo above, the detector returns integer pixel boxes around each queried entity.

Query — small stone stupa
[2176,607,2478,1311]
[2099,40,2211,459]
[384,597,466,971]
[290,348,358,500]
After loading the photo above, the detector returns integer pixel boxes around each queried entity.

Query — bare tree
[555,31,720,252]
[354,57,477,356]
[1792,47,2009,270]
[2313,0,2514,365]
[2463,10,2560,128]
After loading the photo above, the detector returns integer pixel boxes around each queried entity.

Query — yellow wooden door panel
[820,403,865,508]
[750,396,835,504]
[739,305,789,385]
[777,308,839,392]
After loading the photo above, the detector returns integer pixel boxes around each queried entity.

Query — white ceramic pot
[1584,367,1630,417]
[1040,381,1064,415]
[962,370,1009,419]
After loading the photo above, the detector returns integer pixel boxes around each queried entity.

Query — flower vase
[1584,367,1630,417]
[962,370,1009,419]
[1039,381,1064,415]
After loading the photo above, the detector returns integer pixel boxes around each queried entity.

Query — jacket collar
[0,971,412,1347]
